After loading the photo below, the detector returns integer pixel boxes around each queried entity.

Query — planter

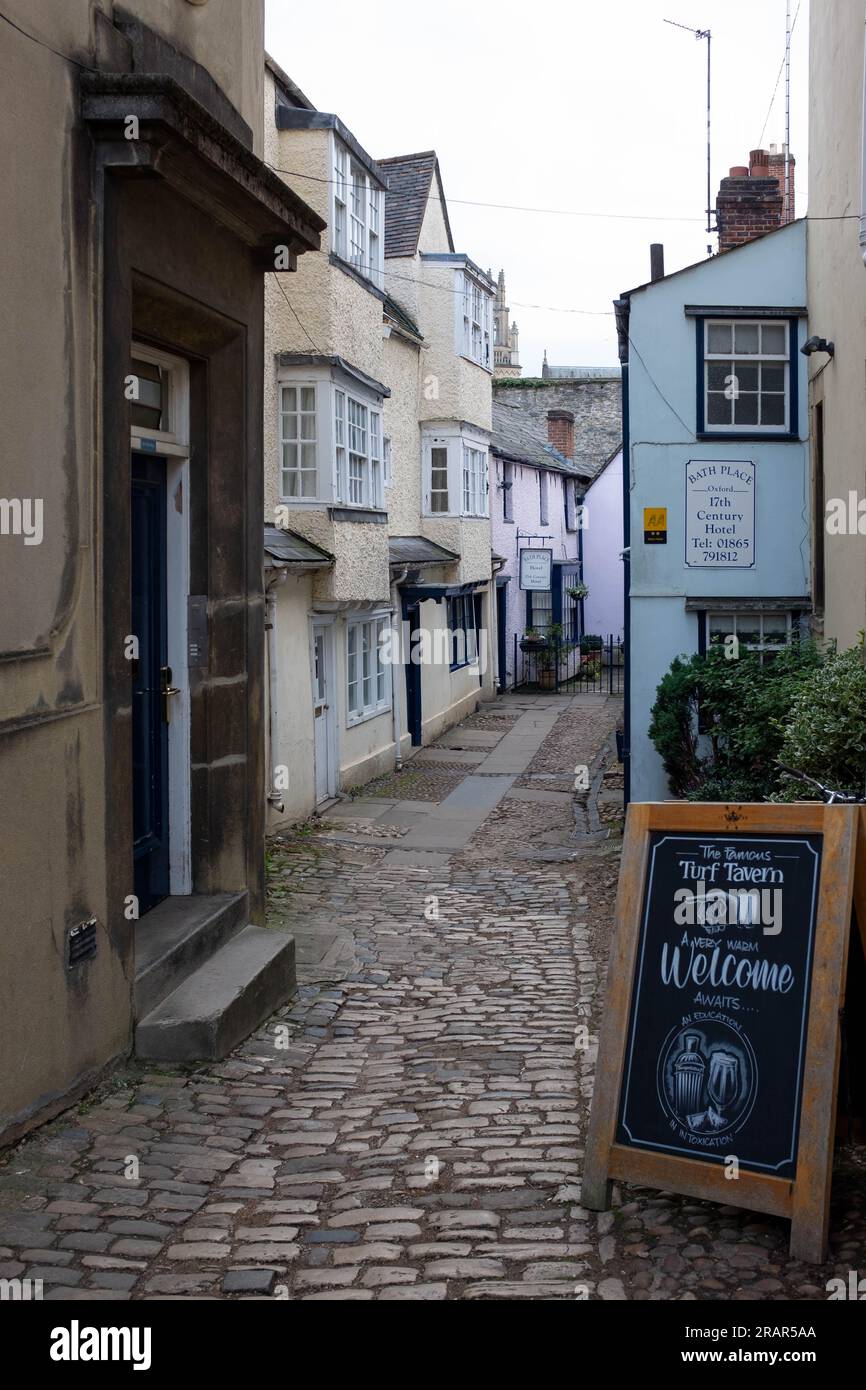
[520,637,548,653]
[538,668,557,689]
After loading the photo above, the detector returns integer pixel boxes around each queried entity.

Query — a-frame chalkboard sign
[583,802,857,1264]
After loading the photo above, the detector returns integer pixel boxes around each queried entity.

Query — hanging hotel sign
[685,460,755,567]
[582,801,857,1264]
[519,547,553,591]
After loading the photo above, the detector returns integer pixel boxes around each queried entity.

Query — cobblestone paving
[1,693,864,1301]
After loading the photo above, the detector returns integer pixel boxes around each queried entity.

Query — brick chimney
[715,147,791,252]
[547,409,574,458]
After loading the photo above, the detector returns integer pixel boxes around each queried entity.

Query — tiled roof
[490,400,593,481]
[377,151,454,258]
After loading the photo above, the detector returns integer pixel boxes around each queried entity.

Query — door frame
[310,615,338,803]
[131,343,192,896]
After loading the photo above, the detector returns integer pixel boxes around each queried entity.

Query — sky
[265,0,809,375]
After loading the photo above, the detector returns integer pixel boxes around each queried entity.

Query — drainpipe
[614,294,631,807]
[390,567,409,769]
[265,569,287,811]
[861,9,866,264]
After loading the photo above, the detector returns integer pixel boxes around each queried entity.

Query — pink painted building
[490,403,590,690]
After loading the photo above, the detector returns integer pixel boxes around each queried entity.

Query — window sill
[347,703,392,728]
[449,658,480,673]
[458,353,492,374]
[329,252,386,302]
[696,431,800,443]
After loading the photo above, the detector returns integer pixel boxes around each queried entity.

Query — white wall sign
[685,460,755,568]
[519,547,553,590]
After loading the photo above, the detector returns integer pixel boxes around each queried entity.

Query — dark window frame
[695,315,800,442]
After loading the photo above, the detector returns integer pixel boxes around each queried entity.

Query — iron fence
[513,632,623,694]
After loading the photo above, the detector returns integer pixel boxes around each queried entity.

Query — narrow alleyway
[1,694,863,1301]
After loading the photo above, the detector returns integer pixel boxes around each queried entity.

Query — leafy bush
[649,641,823,800]
[775,641,866,800]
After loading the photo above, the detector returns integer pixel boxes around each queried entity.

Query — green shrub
[775,641,866,800]
[649,641,823,801]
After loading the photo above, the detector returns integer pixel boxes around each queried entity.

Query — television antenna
[664,19,714,249]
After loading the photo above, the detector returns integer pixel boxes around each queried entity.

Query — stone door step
[135,925,296,1062]
[134,891,249,1018]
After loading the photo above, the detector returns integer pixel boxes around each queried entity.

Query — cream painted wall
[416,260,492,433]
[267,575,317,827]
[808,0,866,648]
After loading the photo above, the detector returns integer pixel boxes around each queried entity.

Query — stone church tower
[493,269,521,378]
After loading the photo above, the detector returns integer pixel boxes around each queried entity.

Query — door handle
[160,665,181,724]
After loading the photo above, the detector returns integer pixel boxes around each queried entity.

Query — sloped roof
[384,295,423,342]
[490,399,593,481]
[264,526,333,566]
[389,536,459,566]
[377,151,454,258]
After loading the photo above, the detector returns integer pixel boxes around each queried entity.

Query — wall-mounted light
[800,336,835,358]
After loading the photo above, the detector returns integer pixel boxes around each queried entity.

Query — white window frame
[331,134,384,290]
[703,318,790,434]
[277,366,385,509]
[129,344,189,456]
[422,425,490,518]
[458,269,493,371]
[346,614,392,725]
[538,470,549,526]
[279,381,319,500]
[502,461,514,523]
[705,610,794,665]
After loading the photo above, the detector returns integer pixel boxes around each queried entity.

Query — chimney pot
[730,166,748,178]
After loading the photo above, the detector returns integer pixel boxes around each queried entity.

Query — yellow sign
[644,507,667,531]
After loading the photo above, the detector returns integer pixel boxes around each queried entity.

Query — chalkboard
[616,831,822,1178]
[582,802,858,1264]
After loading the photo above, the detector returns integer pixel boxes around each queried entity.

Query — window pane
[282,442,298,470]
[281,386,297,412]
[733,363,758,392]
[734,323,759,354]
[761,323,786,355]
[760,392,785,426]
[707,392,730,424]
[707,361,731,390]
[282,415,298,440]
[734,393,758,425]
[707,323,731,353]
[761,365,785,392]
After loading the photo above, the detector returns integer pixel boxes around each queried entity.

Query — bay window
[332,135,384,289]
[423,426,489,518]
[461,271,492,369]
[279,369,385,509]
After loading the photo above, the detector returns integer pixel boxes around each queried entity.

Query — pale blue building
[616,219,809,801]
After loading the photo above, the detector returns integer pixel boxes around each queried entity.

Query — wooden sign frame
[582,801,857,1264]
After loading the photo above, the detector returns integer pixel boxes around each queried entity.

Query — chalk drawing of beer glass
[707,1049,739,1124]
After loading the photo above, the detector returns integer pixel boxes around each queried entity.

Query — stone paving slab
[4,693,861,1303]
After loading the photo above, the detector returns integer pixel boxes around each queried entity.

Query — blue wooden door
[131,453,170,914]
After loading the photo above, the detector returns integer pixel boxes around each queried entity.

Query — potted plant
[519,626,548,653]
[537,624,564,688]
[566,581,589,601]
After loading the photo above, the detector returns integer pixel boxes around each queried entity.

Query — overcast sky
[265,0,809,374]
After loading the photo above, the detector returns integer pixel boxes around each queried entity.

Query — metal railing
[513,632,623,694]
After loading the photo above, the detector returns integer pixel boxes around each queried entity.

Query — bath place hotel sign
[685,460,755,567]
[583,802,858,1263]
